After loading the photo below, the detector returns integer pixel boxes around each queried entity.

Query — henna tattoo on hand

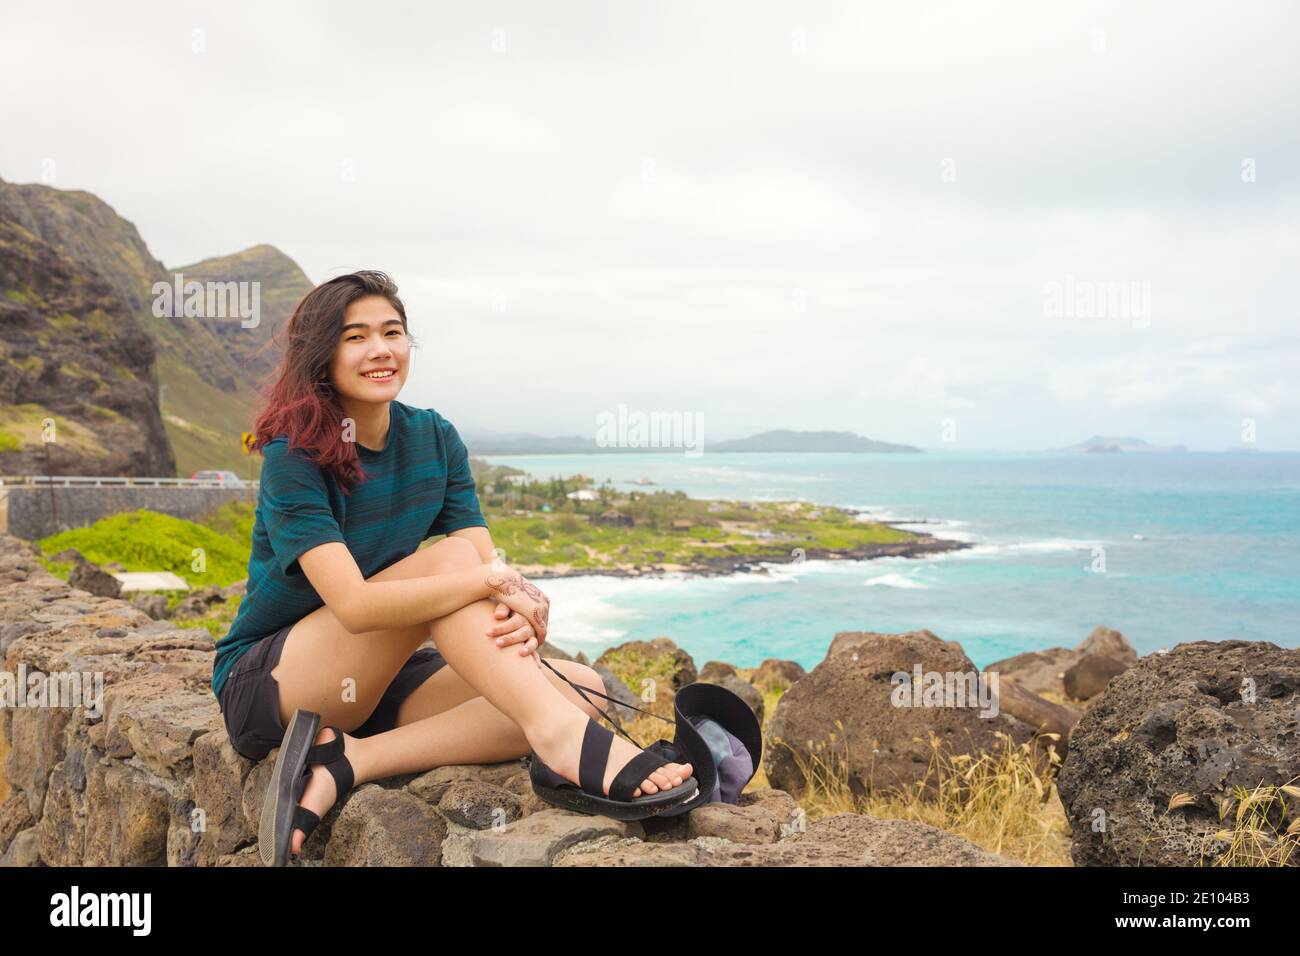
[487,571,548,637]
[486,572,521,596]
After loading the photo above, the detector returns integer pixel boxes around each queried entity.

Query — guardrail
[0,476,259,489]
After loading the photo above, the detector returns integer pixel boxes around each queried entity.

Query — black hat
[535,658,763,816]
[641,682,763,816]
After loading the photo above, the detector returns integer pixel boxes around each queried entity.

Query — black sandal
[258,709,356,866]
[528,716,699,821]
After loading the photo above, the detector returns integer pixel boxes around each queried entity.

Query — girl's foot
[290,726,355,855]
[534,711,692,798]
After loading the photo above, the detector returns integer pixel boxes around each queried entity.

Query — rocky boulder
[171,585,226,619]
[67,560,122,599]
[1057,640,1300,866]
[1063,653,1129,701]
[698,661,737,682]
[596,637,697,691]
[555,812,1017,866]
[1079,626,1138,664]
[752,658,806,691]
[130,593,169,620]
[988,626,1137,700]
[765,630,1035,799]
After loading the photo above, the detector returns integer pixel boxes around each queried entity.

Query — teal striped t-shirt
[210,400,488,701]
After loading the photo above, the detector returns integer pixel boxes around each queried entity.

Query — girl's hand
[484,566,550,645]
[485,600,542,656]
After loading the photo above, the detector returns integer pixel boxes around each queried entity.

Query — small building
[670,519,692,530]
[591,509,634,528]
[566,489,598,502]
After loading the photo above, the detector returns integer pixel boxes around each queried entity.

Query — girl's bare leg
[277,536,689,854]
[287,655,613,855]
[416,592,691,799]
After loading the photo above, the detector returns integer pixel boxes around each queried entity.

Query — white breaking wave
[929,537,1103,560]
[851,508,915,523]
[890,522,977,542]
[531,576,643,646]
[983,538,1101,554]
[863,572,930,589]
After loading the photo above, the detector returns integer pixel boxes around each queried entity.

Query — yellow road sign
[241,432,256,455]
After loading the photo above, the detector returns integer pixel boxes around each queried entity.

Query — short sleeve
[259,440,347,576]
[427,415,488,538]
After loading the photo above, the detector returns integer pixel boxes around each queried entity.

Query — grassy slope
[158,354,263,478]
[485,500,915,570]
[163,244,313,476]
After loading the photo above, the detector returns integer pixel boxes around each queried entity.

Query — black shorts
[218,622,448,762]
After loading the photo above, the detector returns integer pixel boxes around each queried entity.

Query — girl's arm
[298,541,492,634]
[297,540,550,640]
[445,525,500,565]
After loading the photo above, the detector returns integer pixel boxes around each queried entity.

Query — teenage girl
[212,271,691,859]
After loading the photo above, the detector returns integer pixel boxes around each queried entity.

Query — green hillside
[0,176,313,477]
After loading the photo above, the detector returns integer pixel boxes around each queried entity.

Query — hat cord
[535,653,675,749]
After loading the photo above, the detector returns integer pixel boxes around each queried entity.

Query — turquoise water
[481,451,1300,671]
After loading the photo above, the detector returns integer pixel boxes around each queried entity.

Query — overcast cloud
[2,0,1297,449]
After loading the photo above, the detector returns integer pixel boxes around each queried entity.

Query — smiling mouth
[361,370,396,380]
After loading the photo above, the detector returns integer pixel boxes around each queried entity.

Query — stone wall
[2,485,257,539]
[0,532,1017,867]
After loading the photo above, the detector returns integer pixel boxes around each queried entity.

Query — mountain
[0,177,312,476]
[708,430,920,453]
[0,215,173,475]
[1058,435,1188,454]
[462,428,921,455]
[164,245,312,476]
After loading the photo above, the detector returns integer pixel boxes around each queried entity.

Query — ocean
[479,451,1300,671]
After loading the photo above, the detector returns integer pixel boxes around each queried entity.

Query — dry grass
[770,727,1074,865]
[603,656,1074,864]
[1199,778,1300,867]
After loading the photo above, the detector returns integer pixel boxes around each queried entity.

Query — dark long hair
[250,270,415,493]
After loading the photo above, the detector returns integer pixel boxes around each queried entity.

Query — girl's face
[329,294,410,404]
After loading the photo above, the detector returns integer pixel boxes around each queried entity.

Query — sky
[2,1,1298,450]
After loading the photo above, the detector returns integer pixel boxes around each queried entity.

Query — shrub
[38,509,251,587]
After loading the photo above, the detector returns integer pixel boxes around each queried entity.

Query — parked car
[190,469,244,486]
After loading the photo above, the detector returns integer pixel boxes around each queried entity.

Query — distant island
[1057,435,1188,454]
[462,428,921,456]
[708,430,920,453]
